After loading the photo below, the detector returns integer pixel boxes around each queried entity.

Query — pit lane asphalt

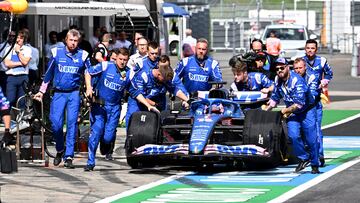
[0,53,359,203]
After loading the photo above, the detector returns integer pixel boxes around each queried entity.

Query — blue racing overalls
[86,61,129,166]
[303,55,333,158]
[270,71,319,166]
[175,55,222,94]
[230,72,273,91]
[42,46,91,159]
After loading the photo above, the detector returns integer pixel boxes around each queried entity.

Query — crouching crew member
[126,56,189,128]
[230,59,274,94]
[84,48,156,171]
[265,58,320,174]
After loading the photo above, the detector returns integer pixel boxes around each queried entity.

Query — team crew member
[266,58,320,174]
[303,39,333,167]
[4,31,32,107]
[91,32,111,65]
[84,48,155,171]
[230,59,274,93]
[34,29,91,169]
[175,38,222,94]
[127,37,148,71]
[0,87,12,145]
[126,58,189,128]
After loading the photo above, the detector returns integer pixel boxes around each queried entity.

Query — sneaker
[84,165,95,172]
[64,158,75,169]
[53,151,64,166]
[311,165,320,174]
[295,160,310,173]
[105,153,114,161]
[320,157,325,167]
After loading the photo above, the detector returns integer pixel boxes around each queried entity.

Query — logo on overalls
[141,115,146,122]
[258,134,264,145]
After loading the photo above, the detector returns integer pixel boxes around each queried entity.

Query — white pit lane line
[98,113,360,203]
[268,157,360,203]
[269,112,360,203]
[96,172,193,203]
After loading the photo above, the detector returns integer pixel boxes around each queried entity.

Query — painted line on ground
[268,156,360,203]
[96,172,192,203]
[322,113,360,130]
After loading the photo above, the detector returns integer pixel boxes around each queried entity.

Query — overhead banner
[24,1,150,17]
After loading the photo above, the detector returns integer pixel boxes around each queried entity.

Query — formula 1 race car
[125,88,290,169]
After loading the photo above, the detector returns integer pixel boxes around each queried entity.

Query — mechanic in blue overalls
[125,41,160,127]
[127,57,189,128]
[34,29,91,169]
[265,58,320,174]
[175,38,223,94]
[83,48,157,171]
[229,59,274,93]
[0,87,12,145]
[303,39,333,167]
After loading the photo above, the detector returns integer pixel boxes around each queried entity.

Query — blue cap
[275,57,288,65]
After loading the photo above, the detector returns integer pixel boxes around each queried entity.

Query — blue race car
[125,88,290,169]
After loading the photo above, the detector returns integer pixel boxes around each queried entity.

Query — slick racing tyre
[243,109,288,167]
[125,111,160,168]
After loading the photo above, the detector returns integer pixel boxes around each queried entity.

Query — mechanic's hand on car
[85,87,93,99]
[148,106,160,114]
[261,88,270,94]
[182,100,190,110]
[33,92,44,102]
[281,108,292,118]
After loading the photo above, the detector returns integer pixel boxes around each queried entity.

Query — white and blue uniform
[0,86,10,115]
[230,72,273,91]
[42,46,91,159]
[270,71,319,167]
[86,61,129,167]
[175,55,222,93]
[303,55,333,158]
[126,56,188,128]
[126,66,187,128]
[4,45,32,107]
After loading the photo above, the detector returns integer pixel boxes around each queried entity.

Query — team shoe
[64,158,75,169]
[84,165,95,172]
[53,151,64,166]
[105,153,114,161]
[311,166,320,174]
[320,157,325,167]
[295,160,310,173]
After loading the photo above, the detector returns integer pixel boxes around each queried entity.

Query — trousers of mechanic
[269,70,319,168]
[38,45,91,160]
[85,60,129,167]
[303,54,333,159]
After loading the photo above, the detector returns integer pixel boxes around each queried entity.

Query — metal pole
[306,0,309,28]
[351,0,358,76]
[232,3,236,55]
[282,1,285,21]
[257,0,260,34]
[329,0,333,55]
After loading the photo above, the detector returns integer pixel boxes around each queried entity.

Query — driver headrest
[208,89,229,99]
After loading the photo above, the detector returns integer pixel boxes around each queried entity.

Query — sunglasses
[275,66,286,71]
